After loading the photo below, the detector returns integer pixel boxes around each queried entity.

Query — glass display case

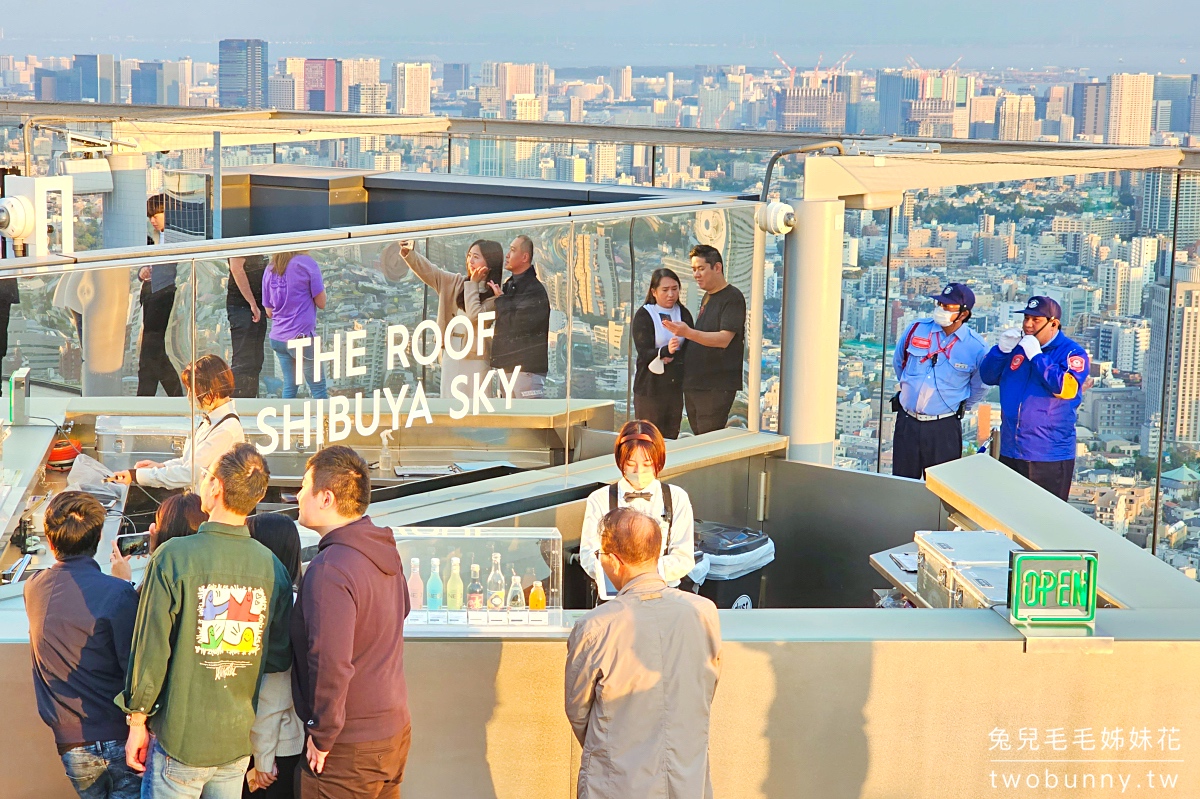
[395,527,563,631]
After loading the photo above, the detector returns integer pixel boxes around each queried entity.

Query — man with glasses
[980,296,1090,501]
[890,283,988,479]
[663,244,746,434]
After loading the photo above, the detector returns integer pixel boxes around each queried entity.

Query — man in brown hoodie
[291,446,410,798]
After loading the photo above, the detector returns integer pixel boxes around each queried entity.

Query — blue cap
[928,282,975,310]
[1023,295,1062,320]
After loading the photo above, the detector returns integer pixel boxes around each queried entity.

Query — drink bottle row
[407,551,550,625]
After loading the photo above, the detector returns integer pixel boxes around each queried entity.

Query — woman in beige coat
[383,239,503,394]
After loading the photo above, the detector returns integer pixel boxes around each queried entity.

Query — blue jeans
[60,740,142,799]
[142,739,248,799]
[270,337,327,399]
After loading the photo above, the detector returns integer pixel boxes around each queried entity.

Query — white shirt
[135,400,245,490]
[580,477,696,589]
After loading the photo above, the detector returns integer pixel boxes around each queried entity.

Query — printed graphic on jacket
[195,584,267,680]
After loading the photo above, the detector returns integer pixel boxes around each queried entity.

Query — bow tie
[624,491,652,502]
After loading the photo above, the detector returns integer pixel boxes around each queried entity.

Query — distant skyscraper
[1097,259,1144,316]
[131,62,165,105]
[534,63,555,96]
[304,59,338,111]
[995,94,1037,141]
[610,66,632,101]
[349,83,389,151]
[876,70,921,135]
[340,58,380,110]
[73,54,116,103]
[902,99,953,137]
[392,62,432,115]
[846,100,881,134]
[777,87,846,133]
[569,96,584,123]
[969,94,998,139]
[1147,265,1200,444]
[1106,73,1154,145]
[443,63,469,94]
[1153,74,1192,133]
[593,142,617,183]
[218,39,268,108]
[34,67,83,102]
[495,62,535,105]
[1072,81,1109,140]
[267,75,297,110]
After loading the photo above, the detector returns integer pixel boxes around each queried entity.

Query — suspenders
[608,481,674,526]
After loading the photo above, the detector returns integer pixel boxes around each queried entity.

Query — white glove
[1019,335,1042,358]
[998,328,1022,354]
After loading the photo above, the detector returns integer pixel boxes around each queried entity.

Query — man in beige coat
[566,507,722,799]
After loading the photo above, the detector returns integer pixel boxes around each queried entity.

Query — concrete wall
[5,626,1198,799]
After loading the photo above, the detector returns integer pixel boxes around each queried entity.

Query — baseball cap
[1022,296,1062,320]
[928,282,976,311]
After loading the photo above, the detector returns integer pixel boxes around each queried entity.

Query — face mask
[624,466,656,490]
[932,307,957,327]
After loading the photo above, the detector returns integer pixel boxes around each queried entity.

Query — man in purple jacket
[291,445,410,799]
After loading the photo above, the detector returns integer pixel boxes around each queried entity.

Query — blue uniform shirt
[979,330,1090,462]
[892,319,988,417]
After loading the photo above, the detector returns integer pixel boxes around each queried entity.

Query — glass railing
[0,197,762,482]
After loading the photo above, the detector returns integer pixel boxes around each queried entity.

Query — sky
[3,0,1199,74]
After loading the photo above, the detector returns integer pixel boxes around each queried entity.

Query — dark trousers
[0,301,11,395]
[299,728,411,799]
[891,410,963,479]
[228,305,267,398]
[634,387,684,439]
[137,286,183,397]
[1000,455,1075,501]
[685,389,736,435]
[242,753,301,799]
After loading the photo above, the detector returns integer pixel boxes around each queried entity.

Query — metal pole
[1151,169,1184,557]
[22,117,31,176]
[212,131,222,240]
[876,205,896,472]
[272,143,279,164]
[650,145,657,188]
[747,214,765,432]
[778,198,845,463]
[446,134,453,174]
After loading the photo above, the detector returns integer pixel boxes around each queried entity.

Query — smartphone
[116,532,151,558]
[658,312,671,323]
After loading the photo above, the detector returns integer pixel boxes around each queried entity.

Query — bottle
[407,558,423,609]
[507,573,526,609]
[426,557,444,610]
[379,430,394,476]
[446,557,464,610]
[486,552,505,610]
[467,563,485,610]
[529,580,547,611]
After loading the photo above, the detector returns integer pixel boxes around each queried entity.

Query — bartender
[580,420,695,599]
[980,296,1090,501]
[109,355,245,491]
[890,282,988,479]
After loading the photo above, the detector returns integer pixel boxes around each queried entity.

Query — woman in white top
[580,419,695,598]
[110,355,246,491]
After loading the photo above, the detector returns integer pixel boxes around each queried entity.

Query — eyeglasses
[936,303,962,312]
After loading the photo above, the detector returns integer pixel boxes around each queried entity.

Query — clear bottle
[446,557,464,610]
[486,552,505,610]
[529,580,547,611]
[507,573,526,609]
[467,563,485,610]
[407,557,423,609]
[426,557,444,611]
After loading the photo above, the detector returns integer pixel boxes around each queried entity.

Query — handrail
[0,196,755,277]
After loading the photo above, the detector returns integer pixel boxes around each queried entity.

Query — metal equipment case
[915,531,1021,609]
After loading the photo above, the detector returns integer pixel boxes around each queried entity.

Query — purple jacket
[262,254,325,343]
[290,515,410,751]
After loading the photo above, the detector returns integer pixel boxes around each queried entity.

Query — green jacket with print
[118,522,293,767]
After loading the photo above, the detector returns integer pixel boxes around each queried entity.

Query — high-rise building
[1106,73,1154,145]
[610,66,632,101]
[902,99,954,137]
[1153,74,1193,134]
[392,62,432,115]
[876,71,921,135]
[34,67,83,102]
[846,100,881,135]
[164,59,192,107]
[131,62,165,105]
[1142,171,1200,252]
[1146,265,1200,444]
[1072,81,1109,140]
[995,94,1037,141]
[73,54,116,103]
[1097,318,1151,374]
[556,155,587,183]
[1097,259,1145,316]
[969,95,998,139]
[777,87,846,133]
[495,62,535,102]
[835,73,862,104]
[534,63,554,96]
[568,96,584,123]
[443,63,469,94]
[218,39,268,108]
[1191,75,1200,136]
[267,75,298,110]
[593,142,617,183]
[304,59,339,112]
[349,82,387,114]
[340,58,380,111]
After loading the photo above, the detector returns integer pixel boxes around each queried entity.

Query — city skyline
[3,1,1200,72]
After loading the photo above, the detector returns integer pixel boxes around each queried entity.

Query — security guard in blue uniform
[890,283,988,479]
[980,296,1090,501]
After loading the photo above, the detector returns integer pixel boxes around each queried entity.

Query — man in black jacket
[489,235,550,398]
[137,195,182,397]
[292,446,411,799]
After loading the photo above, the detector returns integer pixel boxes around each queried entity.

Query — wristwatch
[126,714,145,727]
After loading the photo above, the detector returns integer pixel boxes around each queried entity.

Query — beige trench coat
[565,572,722,799]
